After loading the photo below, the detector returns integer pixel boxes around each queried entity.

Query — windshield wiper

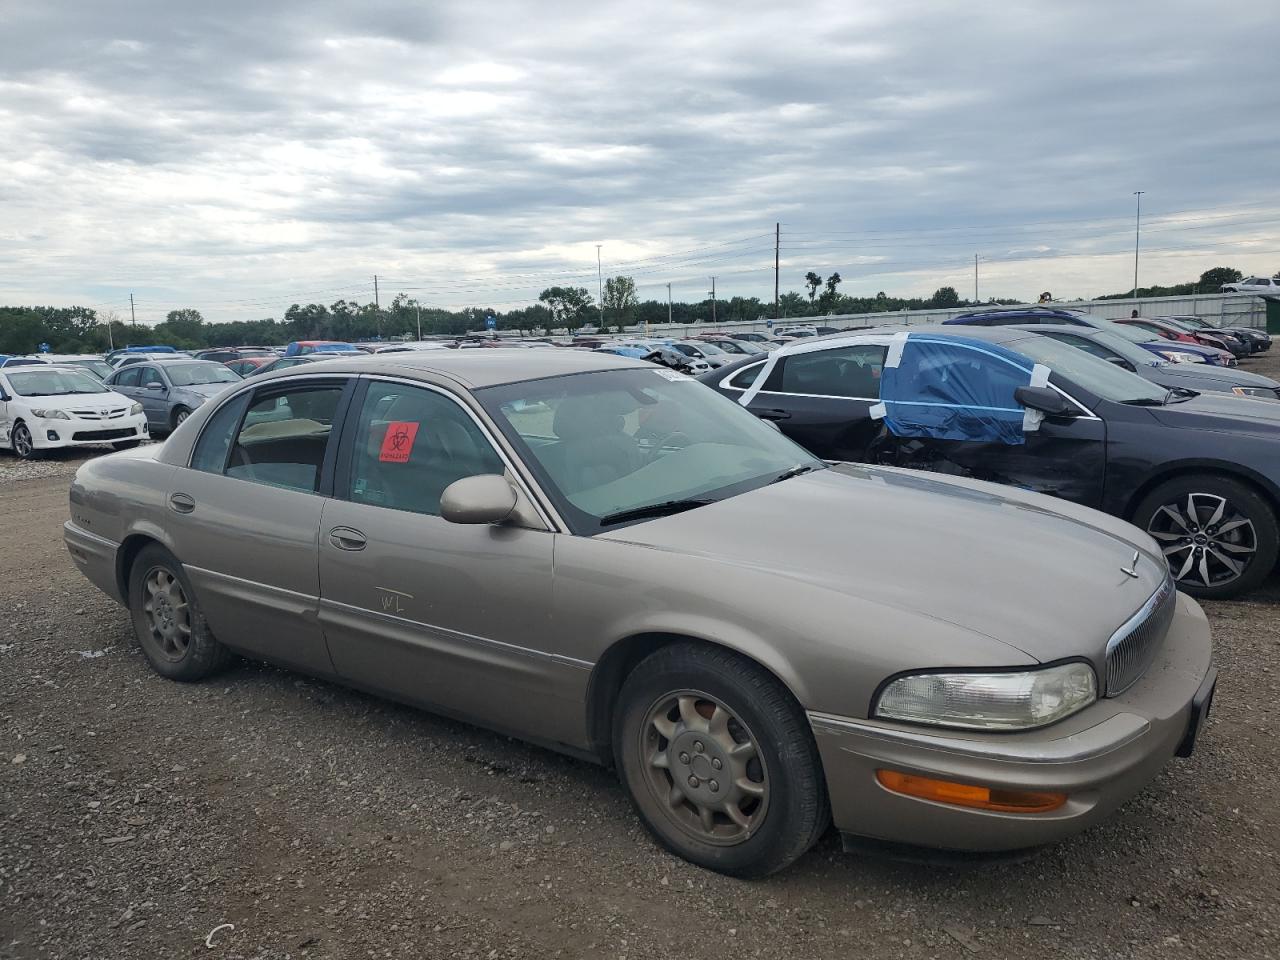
[772,464,817,484]
[1167,387,1198,402]
[1120,397,1167,406]
[599,498,716,526]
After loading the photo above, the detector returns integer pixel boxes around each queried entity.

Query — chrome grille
[69,407,129,420]
[1105,575,1176,696]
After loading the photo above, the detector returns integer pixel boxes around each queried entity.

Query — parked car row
[64,345,1216,878]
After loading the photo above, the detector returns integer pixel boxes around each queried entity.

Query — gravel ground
[3,354,1280,960]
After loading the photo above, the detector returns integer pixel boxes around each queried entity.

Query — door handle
[168,492,196,514]
[757,409,792,421]
[328,527,367,551]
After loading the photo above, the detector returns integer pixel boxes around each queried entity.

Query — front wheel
[614,644,829,877]
[1134,475,1278,600]
[11,422,36,460]
[171,407,192,430]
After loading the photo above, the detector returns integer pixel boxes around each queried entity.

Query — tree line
[0,265,1267,355]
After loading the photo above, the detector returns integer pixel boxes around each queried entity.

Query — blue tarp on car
[872,334,1046,446]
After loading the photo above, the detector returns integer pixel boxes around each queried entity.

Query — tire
[171,407,192,430]
[1133,474,1278,600]
[11,421,36,460]
[111,440,142,451]
[613,643,829,878]
[127,544,234,681]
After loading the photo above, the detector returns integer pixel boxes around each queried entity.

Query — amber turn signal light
[876,769,1066,814]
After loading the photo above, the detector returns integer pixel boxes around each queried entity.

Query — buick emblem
[1120,551,1140,579]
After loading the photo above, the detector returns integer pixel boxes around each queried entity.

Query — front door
[135,365,170,430]
[316,378,574,746]
[164,377,353,675]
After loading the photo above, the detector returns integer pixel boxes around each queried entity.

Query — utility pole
[974,254,980,304]
[373,275,380,309]
[596,244,604,330]
[774,222,780,319]
[666,282,672,329]
[129,293,136,327]
[416,302,422,341]
[1132,191,1144,299]
[710,276,716,325]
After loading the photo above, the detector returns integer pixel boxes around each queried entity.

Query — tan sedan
[64,350,1214,876]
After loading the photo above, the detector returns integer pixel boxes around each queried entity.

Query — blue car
[942,309,1236,366]
[283,340,362,357]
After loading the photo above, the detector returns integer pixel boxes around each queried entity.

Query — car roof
[258,348,648,389]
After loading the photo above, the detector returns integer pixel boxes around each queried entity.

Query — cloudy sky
[1,0,1277,323]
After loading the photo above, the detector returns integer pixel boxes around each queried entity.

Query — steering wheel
[647,431,691,460]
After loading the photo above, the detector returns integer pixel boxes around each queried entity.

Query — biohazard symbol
[378,421,419,463]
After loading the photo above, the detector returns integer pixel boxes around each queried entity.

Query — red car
[223,356,275,376]
[1116,318,1238,365]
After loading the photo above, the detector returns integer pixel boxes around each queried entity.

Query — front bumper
[30,414,148,449]
[809,591,1214,852]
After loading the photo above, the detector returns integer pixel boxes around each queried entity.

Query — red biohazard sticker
[379,422,419,463]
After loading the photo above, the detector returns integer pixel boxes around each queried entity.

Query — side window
[190,393,251,473]
[345,381,504,517]
[1043,333,1114,361]
[114,367,141,388]
[225,385,345,492]
[726,362,766,390]
[138,366,164,388]
[775,345,887,398]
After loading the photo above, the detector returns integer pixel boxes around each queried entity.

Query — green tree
[603,276,638,330]
[778,291,806,316]
[538,286,595,329]
[928,286,961,308]
[1198,266,1242,290]
[804,272,822,304]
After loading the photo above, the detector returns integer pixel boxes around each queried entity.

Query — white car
[1222,276,1280,294]
[0,365,148,460]
[28,354,115,380]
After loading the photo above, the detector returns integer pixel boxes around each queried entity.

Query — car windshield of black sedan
[1012,336,1169,404]
[6,369,108,396]
[166,363,240,387]
[478,368,823,531]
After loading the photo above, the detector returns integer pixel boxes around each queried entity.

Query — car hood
[1146,391,1280,435]
[1148,362,1279,390]
[601,464,1166,664]
[26,389,135,412]
[176,382,235,400]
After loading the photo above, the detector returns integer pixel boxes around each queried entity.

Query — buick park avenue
[64,350,1215,876]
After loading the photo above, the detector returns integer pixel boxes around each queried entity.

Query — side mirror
[1105,356,1136,372]
[440,474,517,525]
[145,381,165,390]
[1014,385,1072,417]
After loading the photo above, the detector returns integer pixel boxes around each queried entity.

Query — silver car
[104,359,241,434]
[64,351,1214,876]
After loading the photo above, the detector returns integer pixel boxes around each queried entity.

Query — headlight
[873,662,1097,731]
[1158,350,1203,364]
[30,408,71,420]
[129,402,143,415]
[1232,386,1280,400]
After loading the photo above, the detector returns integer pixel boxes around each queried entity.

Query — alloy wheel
[12,424,33,458]
[1147,492,1257,589]
[175,409,190,425]
[141,567,192,661]
[638,690,769,846]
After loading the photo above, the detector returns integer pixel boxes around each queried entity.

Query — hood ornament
[1120,551,1140,579]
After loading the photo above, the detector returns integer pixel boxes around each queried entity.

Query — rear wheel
[1134,475,1278,600]
[128,544,234,680]
[614,643,828,877]
[11,422,36,460]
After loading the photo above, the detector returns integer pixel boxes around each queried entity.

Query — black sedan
[702,325,1280,599]
[1009,324,1280,400]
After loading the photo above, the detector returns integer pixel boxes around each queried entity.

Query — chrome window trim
[355,373,565,533]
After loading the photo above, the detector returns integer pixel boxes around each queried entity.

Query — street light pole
[666,282,672,329]
[596,244,604,330]
[416,302,421,341]
[1133,191,1145,298]
[974,253,979,304]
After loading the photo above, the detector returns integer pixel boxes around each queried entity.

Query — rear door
[164,375,355,675]
[716,344,888,461]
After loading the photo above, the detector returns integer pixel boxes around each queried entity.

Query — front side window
[478,368,822,533]
[225,385,345,492]
[344,381,504,516]
[113,367,142,388]
[5,369,108,397]
[775,345,886,398]
[139,366,165,388]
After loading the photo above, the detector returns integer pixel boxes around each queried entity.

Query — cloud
[0,0,1276,320]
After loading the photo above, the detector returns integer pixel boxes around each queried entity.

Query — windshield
[1095,319,1166,345]
[65,359,114,379]
[1055,329,1167,368]
[1011,336,1169,404]
[691,342,727,355]
[477,367,824,533]
[6,369,109,396]
[167,362,241,386]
